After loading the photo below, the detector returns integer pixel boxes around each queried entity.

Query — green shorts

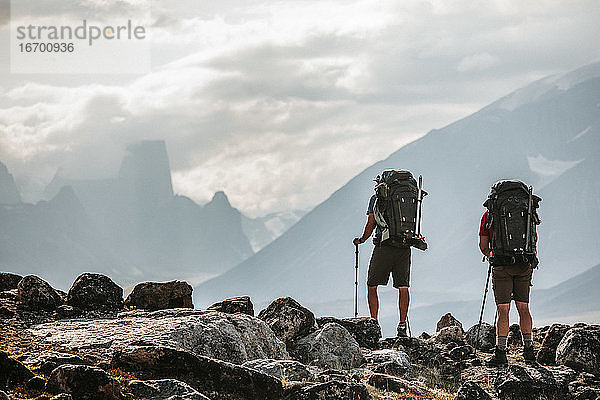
[367,244,411,288]
[492,263,533,304]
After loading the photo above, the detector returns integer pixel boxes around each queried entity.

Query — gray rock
[31,309,289,364]
[208,296,254,316]
[243,359,314,382]
[537,324,570,365]
[316,317,381,350]
[448,344,475,361]
[363,349,411,377]
[430,325,464,345]
[128,379,210,400]
[0,307,14,319]
[125,281,193,311]
[496,364,577,400]
[437,313,463,333]
[258,297,318,345]
[508,323,523,346]
[25,375,46,392]
[556,325,600,376]
[0,272,22,291]
[0,351,34,389]
[112,345,282,400]
[55,305,81,320]
[368,373,430,396]
[17,275,63,311]
[465,322,495,352]
[51,395,74,400]
[0,390,9,400]
[290,323,364,370]
[454,380,491,400]
[46,364,120,400]
[67,273,123,311]
[283,380,370,400]
[39,353,89,375]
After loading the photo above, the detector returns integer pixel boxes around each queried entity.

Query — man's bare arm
[354,214,376,245]
[479,235,491,256]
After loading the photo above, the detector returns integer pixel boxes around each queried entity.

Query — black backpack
[373,169,427,250]
[483,180,541,266]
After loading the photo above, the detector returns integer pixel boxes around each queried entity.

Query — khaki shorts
[492,263,533,304]
[367,245,411,288]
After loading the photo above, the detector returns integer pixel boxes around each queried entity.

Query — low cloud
[1,0,599,214]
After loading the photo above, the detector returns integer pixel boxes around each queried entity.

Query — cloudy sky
[1,0,599,216]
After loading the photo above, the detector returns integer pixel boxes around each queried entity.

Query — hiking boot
[523,345,536,364]
[397,323,407,337]
[486,347,508,367]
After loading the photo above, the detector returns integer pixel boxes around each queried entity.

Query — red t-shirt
[479,212,492,238]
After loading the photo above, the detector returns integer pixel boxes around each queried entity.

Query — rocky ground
[1,272,599,400]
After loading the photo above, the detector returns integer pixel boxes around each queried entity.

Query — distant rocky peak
[118,140,174,207]
[211,191,231,207]
[0,160,22,205]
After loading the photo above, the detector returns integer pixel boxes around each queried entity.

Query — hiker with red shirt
[479,180,541,366]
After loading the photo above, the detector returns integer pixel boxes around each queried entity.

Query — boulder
[39,353,90,375]
[290,323,364,370]
[112,345,283,400]
[496,364,577,400]
[363,349,411,377]
[368,373,430,396]
[0,351,35,389]
[208,296,254,316]
[454,380,491,400]
[17,275,63,311]
[0,272,22,291]
[448,344,475,362]
[556,325,600,376]
[437,313,463,333]
[128,379,210,400]
[67,273,123,311]
[283,380,370,400]
[508,323,523,346]
[25,375,46,392]
[465,322,496,352]
[55,305,81,320]
[537,324,570,365]
[46,365,120,400]
[430,326,464,345]
[316,317,381,350]
[124,281,193,311]
[243,359,314,382]
[31,309,289,364]
[0,307,14,319]
[258,297,317,345]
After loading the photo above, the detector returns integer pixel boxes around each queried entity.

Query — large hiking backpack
[483,180,541,266]
[373,169,428,250]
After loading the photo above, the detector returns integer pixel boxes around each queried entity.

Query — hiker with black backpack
[353,170,427,337]
[479,180,541,366]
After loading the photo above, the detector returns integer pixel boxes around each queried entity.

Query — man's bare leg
[398,286,410,323]
[367,285,379,320]
[515,301,532,334]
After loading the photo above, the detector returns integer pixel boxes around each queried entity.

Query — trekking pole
[406,314,412,338]
[354,243,359,318]
[475,262,492,356]
[525,185,533,252]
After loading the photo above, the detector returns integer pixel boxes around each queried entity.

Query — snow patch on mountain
[527,154,582,189]
[496,62,600,111]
